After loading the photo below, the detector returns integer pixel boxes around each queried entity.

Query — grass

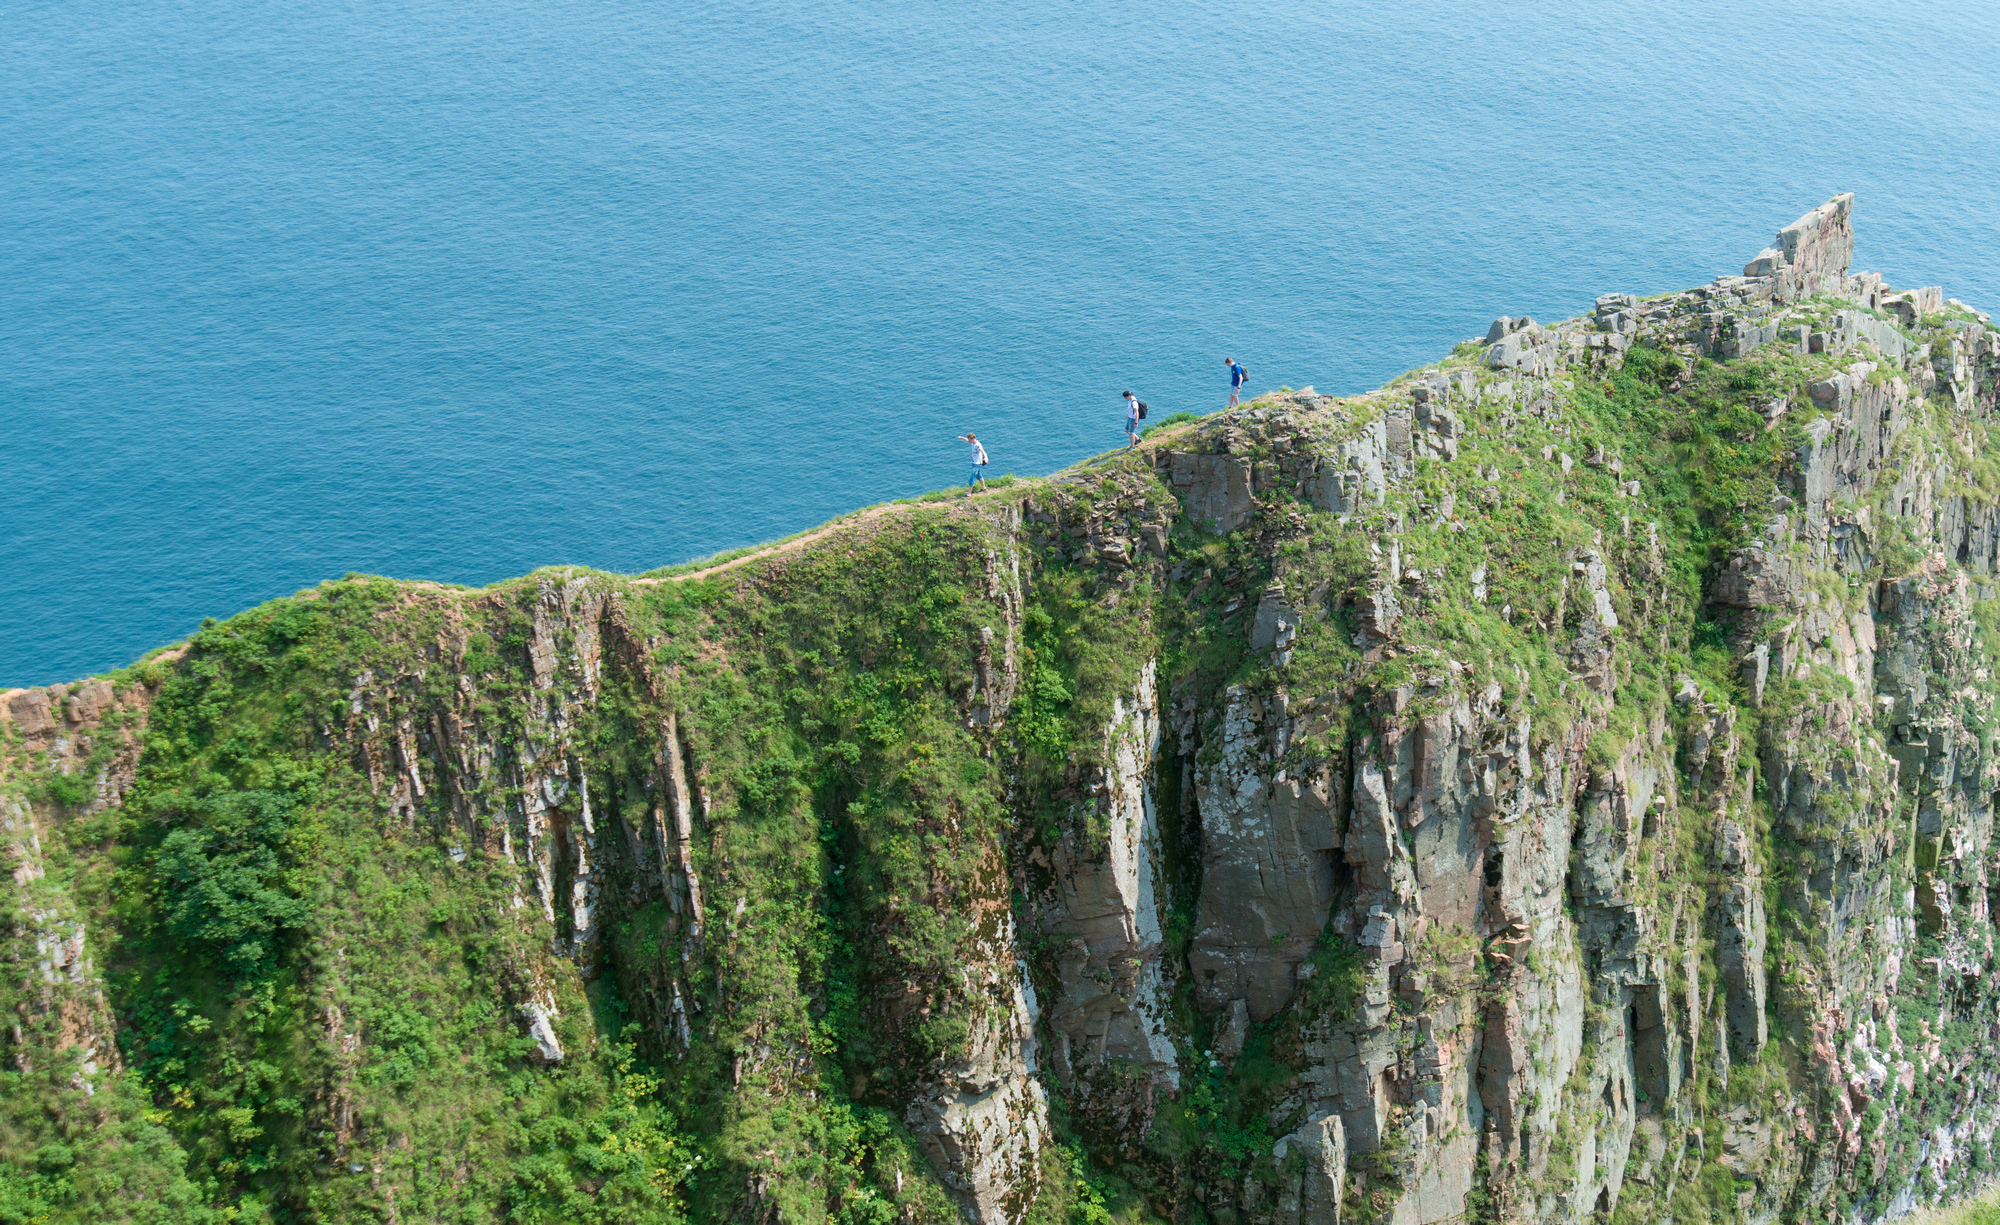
[1911,1185,2000,1225]
[635,517,877,579]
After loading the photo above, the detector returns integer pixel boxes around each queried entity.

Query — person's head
[966,432,977,441]
[1123,390,1135,400]
[1225,357,1235,366]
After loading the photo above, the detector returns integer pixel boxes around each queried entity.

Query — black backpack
[1137,400,1149,420]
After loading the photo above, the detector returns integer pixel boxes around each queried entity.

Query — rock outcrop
[1042,663,1181,1090]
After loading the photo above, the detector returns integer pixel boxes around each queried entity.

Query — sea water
[6,0,2000,683]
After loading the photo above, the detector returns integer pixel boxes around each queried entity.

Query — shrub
[152,789,313,981]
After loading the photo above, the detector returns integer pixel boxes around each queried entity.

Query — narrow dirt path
[633,502,906,584]
[635,422,1212,586]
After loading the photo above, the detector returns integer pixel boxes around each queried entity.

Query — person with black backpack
[1122,390,1148,448]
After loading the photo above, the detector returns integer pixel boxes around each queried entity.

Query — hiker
[1122,391,1143,448]
[958,432,989,493]
[1226,357,1247,408]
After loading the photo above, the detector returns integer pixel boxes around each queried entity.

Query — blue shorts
[1125,417,1139,434]
[969,466,985,485]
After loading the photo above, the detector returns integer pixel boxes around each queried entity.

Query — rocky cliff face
[6,195,2000,1225]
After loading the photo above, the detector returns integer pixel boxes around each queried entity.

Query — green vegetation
[6,267,2000,1225]
[1142,412,1203,441]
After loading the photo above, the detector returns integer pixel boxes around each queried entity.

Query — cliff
[6,194,2000,1225]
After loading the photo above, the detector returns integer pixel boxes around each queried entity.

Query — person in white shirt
[957,432,989,493]
[1123,391,1141,448]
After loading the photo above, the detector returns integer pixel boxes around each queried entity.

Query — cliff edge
[6,195,2000,1225]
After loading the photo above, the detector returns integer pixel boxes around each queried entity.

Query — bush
[152,789,313,980]
[1299,930,1366,1020]
[34,770,92,809]
[1014,605,1077,762]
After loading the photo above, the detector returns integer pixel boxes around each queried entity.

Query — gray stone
[1189,690,1342,1020]
[1721,1105,1772,1176]
[1743,246,1788,277]
[1309,419,1390,514]
[1344,766,1401,892]
[1592,587,1617,630]
[1723,319,1782,359]
[1719,881,1768,1060]
[1486,330,1538,371]
[1352,583,1401,647]
[1744,643,1769,706]
[1631,982,1682,1109]
[1043,665,1180,1090]
[1273,1112,1346,1225]
[1252,586,1303,654]
[904,973,1050,1224]
[1715,819,1750,869]
[1216,998,1250,1061]
[1170,453,1255,534]
[1712,547,1803,610]
[1853,311,1909,359]
[520,995,565,1064]
[1764,193,1854,301]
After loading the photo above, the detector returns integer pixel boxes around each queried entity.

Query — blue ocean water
[6,0,2000,685]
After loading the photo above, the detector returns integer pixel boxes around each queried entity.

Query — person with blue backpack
[1226,356,1247,408]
